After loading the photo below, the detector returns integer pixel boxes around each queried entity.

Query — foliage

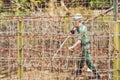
[0,0,40,16]
[89,0,112,9]
[0,0,113,17]
[0,1,3,8]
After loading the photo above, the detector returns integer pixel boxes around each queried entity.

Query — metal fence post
[113,0,118,21]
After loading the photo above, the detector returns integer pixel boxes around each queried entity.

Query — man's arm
[68,40,81,51]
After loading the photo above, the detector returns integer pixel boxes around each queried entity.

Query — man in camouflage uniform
[68,13,100,79]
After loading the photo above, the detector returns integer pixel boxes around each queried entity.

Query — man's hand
[68,46,74,51]
[68,40,81,51]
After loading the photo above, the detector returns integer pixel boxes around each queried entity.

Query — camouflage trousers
[77,49,96,70]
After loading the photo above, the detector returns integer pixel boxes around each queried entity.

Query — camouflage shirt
[76,24,90,49]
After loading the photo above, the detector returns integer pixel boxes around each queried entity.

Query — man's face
[73,20,81,27]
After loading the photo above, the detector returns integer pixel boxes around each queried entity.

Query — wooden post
[113,22,120,80]
[17,20,24,80]
[113,0,120,80]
